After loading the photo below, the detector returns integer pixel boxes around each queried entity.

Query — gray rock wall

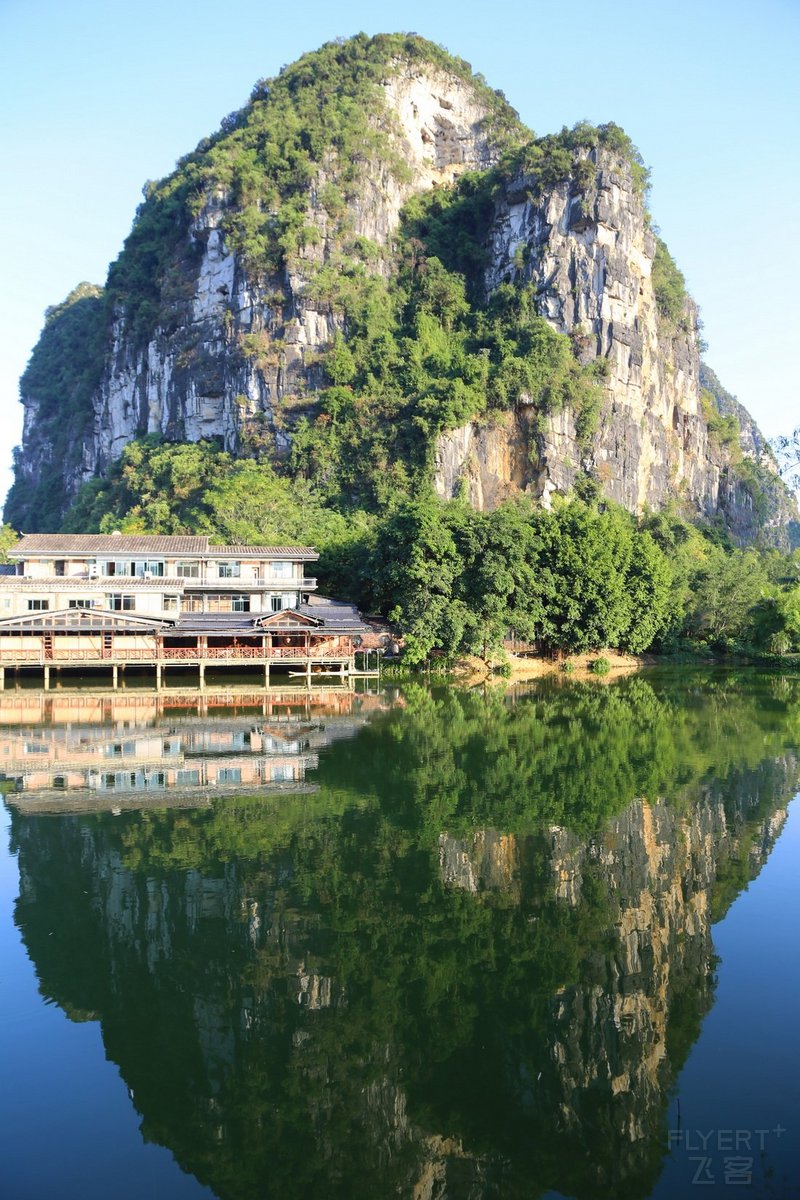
[12,62,795,544]
[435,150,718,515]
[79,65,502,482]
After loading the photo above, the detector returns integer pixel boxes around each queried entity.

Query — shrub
[590,656,611,676]
[652,236,690,330]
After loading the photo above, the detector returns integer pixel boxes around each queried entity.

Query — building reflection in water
[0,686,392,810]
[6,677,798,1199]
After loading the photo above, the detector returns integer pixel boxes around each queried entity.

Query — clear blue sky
[2,0,798,515]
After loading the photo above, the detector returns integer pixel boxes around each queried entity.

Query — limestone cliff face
[9,37,795,547]
[83,64,501,477]
[433,150,794,542]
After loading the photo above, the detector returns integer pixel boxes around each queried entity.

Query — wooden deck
[0,644,381,689]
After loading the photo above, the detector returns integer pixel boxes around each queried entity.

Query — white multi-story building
[0,534,378,689]
[1,534,318,618]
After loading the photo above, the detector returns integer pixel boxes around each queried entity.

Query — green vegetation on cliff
[5,284,106,531]
[292,261,609,508]
[58,434,800,663]
[13,31,777,538]
[288,118,658,506]
[8,33,797,661]
[106,32,525,343]
[14,39,636,525]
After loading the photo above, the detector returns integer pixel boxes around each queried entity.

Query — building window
[163,595,179,613]
[105,560,134,577]
[205,594,253,612]
[271,594,296,611]
[27,599,50,611]
[217,561,241,579]
[270,561,293,578]
[176,561,200,579]
[217,768,242,784]
[68,599,95,609]
[136,560,165,577]
[108,594,135,611]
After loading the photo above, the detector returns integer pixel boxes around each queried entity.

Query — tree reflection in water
[9,672,800,1199]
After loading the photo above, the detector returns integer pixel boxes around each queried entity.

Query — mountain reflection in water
[6,672,800,1199]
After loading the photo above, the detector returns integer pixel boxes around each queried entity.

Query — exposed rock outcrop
[7,34,795,547]
[434,152,796,543]
[81,64,504,479]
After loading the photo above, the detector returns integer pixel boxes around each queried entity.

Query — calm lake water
[1,672,799,1199]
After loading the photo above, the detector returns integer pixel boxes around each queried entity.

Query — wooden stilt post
[113,664,119,689]
[0,665,4,689]
[199,661,206,688]
[44,665,50,690]
[156,662,162,691]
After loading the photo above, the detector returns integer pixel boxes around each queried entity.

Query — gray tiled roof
[209,544,318,560]
[0,608,174,631]
[295,602,368,630]
[11,534,318,559]
[172,602,370,637]
[297,599,370,628]
[12,534,210,555]
[173,614,257,634]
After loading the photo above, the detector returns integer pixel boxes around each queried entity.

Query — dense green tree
[58,432,798,662]
[0,523,19,562]
[363,498,676,661]
[369,499,468,664]
[532,504,634,652]
[623,529,674,652]
[452,502,554,655]
[684,549,769,647]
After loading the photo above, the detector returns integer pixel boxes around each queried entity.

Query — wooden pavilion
[0,601,378,689]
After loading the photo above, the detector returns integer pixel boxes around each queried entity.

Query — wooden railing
[0,642,348,665]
